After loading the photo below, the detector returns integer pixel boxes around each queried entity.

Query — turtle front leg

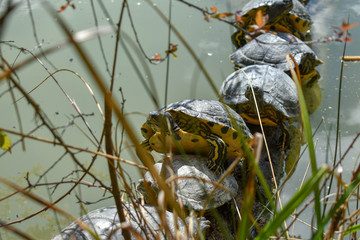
[136,140,155,165]
[206,134,227,173]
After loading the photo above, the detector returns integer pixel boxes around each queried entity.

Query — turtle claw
[136,140,155,165]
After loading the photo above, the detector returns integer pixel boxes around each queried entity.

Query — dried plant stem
[104,95,131,240]
[0,127,147,170]
[0,220,34,240]
[342,56,360,61]
[102,0,131,239]
[1,74,100,226]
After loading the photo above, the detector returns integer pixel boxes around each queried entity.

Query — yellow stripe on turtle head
[301,70,320,87]
[141,123,155,139]
[241,113,279,127]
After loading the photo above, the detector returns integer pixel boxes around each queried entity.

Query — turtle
[140,99,254,173]
[138,154,239,211]
[219,65,300,127]
[231,0,312,48]
[138,154,241,238]
[52,203,210,240]
[231,0,293,48]
[274,0,313,40]
[230,32,323,83]
[235,0,293,28]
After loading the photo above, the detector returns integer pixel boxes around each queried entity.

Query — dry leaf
[255,10,263,27]
[153,53,161,61]
[210,6,218,14]
[217,13,233,18]
[57,4,68,13]
[341,21,359,32]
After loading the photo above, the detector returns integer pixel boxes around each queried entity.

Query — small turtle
[231,0,293,48]
[230,32,323,78]
[236,0,293,28]
[140,99,253,173]
[52,203,210,240]
[231,0,312,48]
[138,155,239,211]
[275,0,313,40]
[219,65,300,126]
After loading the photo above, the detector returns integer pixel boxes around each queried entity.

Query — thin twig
[0,127,147,170]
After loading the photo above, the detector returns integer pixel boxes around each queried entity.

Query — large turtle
[140,99,253,173]
[219,65,300,127]
[138,155,239,211]
[230,32,322,75]
[231,33,323,114]
[52,203,210,240]
[231,0,312,48]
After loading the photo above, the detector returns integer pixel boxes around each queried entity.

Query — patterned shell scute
[230,32,319,73]
[157,99,252,137]
[220,65,299,118]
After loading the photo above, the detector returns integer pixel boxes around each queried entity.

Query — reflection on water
[0,0,359,238]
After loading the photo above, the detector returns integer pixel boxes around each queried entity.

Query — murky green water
[0,0,359,238]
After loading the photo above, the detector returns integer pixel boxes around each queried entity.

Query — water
[0,0,359,239]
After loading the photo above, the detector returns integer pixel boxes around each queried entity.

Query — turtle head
[301,69,320,87]
[266,0,293,24]
[299,53,318,75]
[146,111,179,134]
[140,122,155,139]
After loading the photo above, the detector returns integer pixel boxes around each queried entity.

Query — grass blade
[256,165,328,239]
[286,54,322,231]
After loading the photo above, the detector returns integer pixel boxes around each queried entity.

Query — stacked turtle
[52,203,211,240]
[52,0,323,239]
[137,99,255,238]
[139,99,254,173]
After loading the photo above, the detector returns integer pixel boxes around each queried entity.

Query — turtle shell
[138,155,239,211]
[220,65,300,126]
[52,203,210,240]
[230,32,322,75]
[140,99,253,172]
[158,99,251,133]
